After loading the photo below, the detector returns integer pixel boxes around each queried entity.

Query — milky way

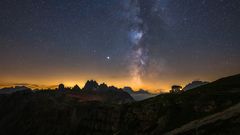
[124,0,149,85]
[0,0,240,91]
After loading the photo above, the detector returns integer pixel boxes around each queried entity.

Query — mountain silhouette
[123,87,157,101]
[0,86,31,94]
[72,85,81,91]
[0,74,240,134]
[68,80,133,103]
[182,81,209,91]
[83,80,99,91]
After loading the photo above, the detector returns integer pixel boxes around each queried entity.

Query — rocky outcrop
[83,80,99,91]
[72,85,81,91]
[70,81,134,104]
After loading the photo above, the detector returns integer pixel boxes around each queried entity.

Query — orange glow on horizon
[0,78,173,93]
[1,72,238,93]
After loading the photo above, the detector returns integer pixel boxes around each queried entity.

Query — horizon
[0,1,240,134]
[1,73,239,93]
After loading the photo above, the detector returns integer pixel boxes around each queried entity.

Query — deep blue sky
[0,0,240,91]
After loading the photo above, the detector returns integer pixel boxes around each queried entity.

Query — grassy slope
[118,74,240,134]
[164,103,240,135]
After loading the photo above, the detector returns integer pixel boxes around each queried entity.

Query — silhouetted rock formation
[72,85,81,91]
[83,80,99,91]
[68,81,134,103]
[99,83,108,90]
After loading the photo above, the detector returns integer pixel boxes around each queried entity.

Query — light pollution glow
[0,72,236,93]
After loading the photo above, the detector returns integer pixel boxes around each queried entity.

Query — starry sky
[0,0,240,92]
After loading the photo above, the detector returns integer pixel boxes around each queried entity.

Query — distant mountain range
[69,80,134,103]
[0,80,134,104]
[123,87,158,101]
[0,86,31,94]
[0,74,240,134]
[123,87,150,94]
[182,81,209,91]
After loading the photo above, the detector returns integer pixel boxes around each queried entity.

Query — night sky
[0,0,240,92]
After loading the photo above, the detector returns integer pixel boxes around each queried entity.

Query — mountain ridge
[0,74,239,134]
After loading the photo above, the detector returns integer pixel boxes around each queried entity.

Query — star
[106,56,111,60]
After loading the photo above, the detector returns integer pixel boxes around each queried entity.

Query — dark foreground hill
[0,74,240,135]
[164,103,240,135]
[118,74,240,134]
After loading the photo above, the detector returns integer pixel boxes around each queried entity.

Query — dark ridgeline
[72,85,81,91]
[46,80,134,104]
[83,80,99,91]
[99,83,108,90]
[0,74,240,135]
[76,80,134,103]
[123,86,135,94]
